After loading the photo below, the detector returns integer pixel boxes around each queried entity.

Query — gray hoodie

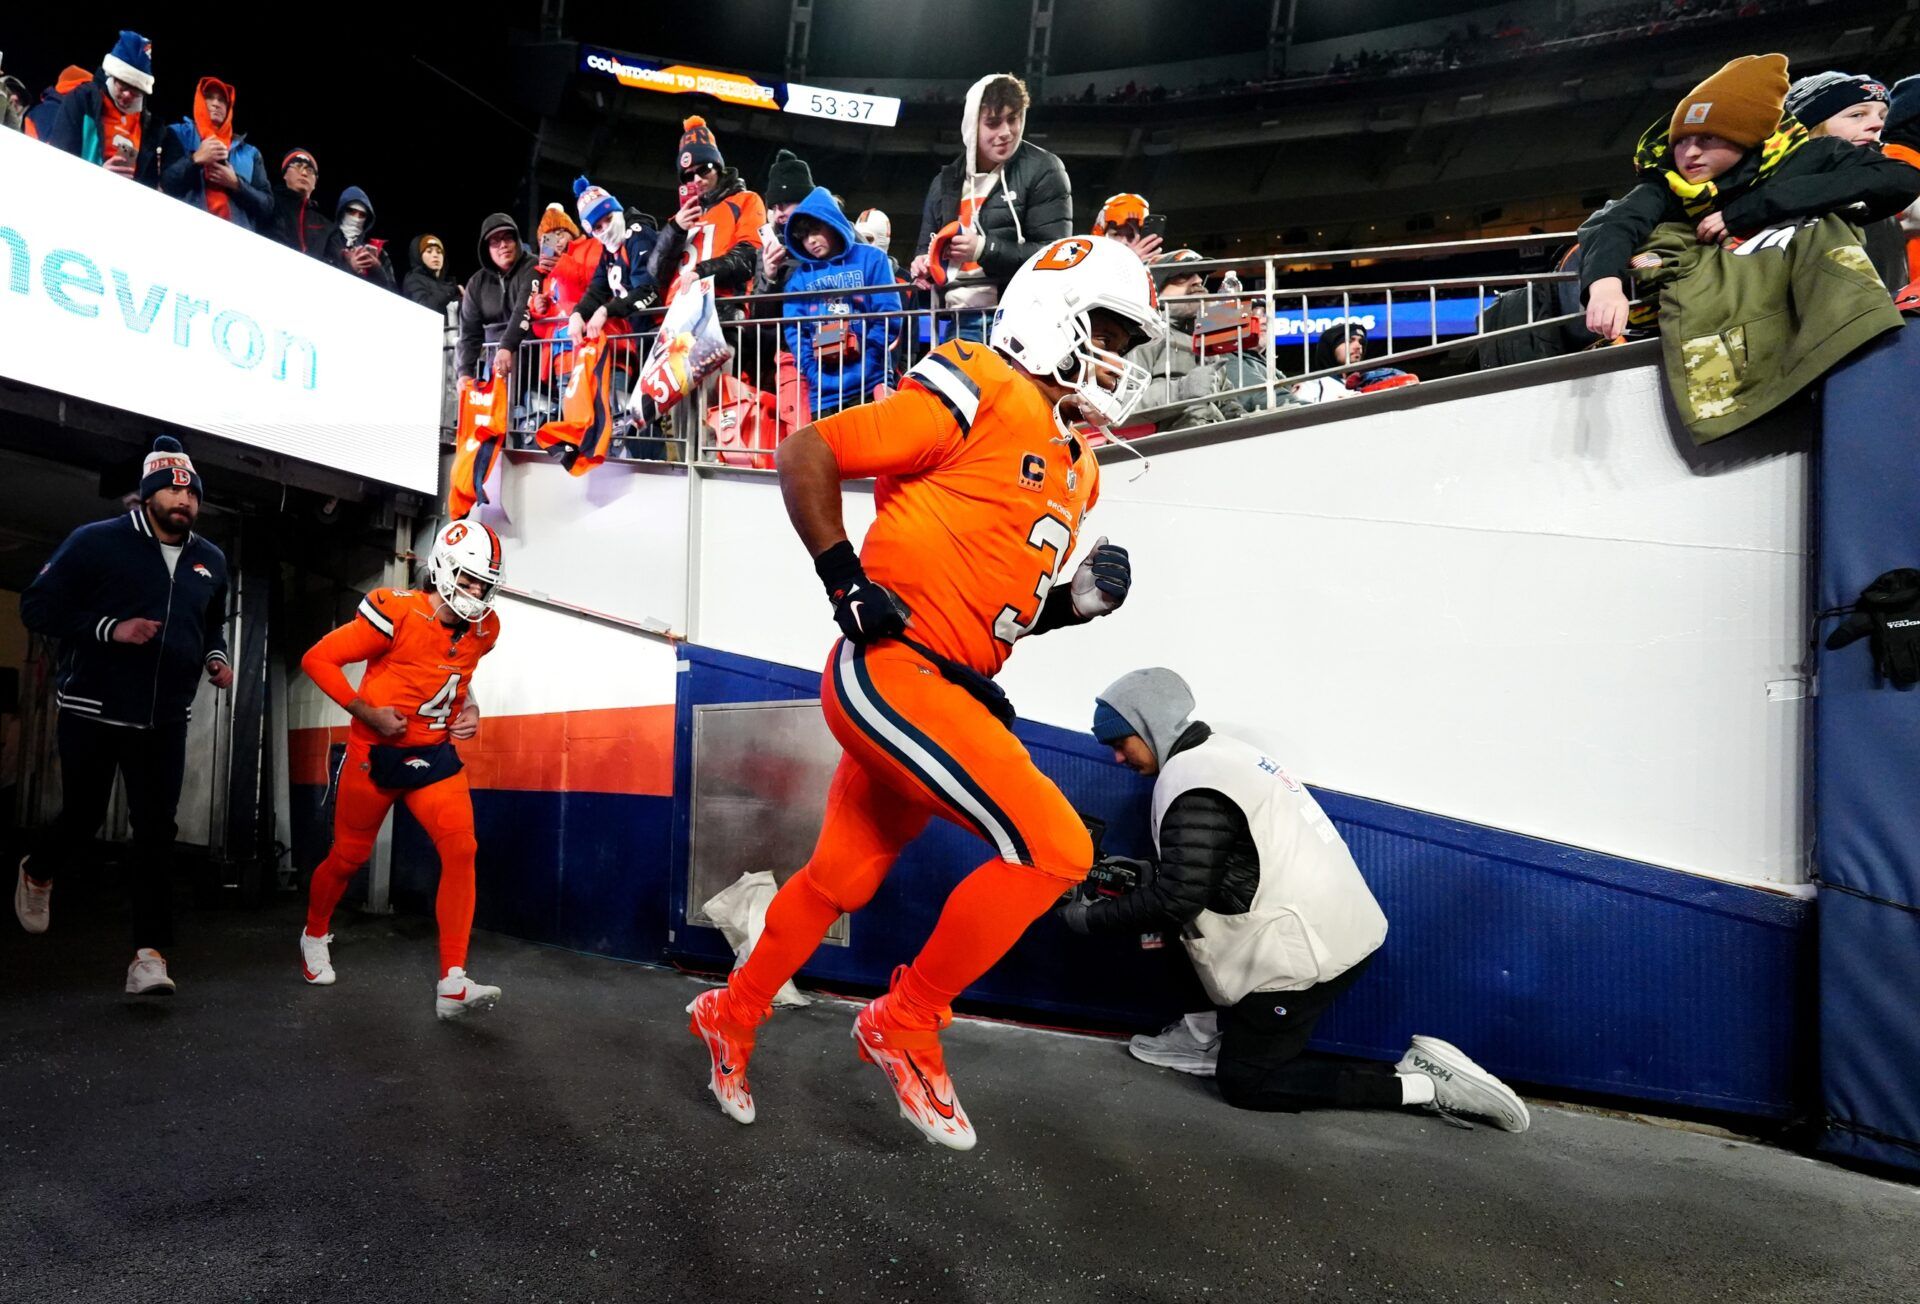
[1095,667,1195,766]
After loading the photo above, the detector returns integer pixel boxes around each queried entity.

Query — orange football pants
[725,639,1092,1028]
[305,740,479,976]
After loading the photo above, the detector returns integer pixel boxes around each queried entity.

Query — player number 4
[993,516,1073,646]
[419,673,462,730]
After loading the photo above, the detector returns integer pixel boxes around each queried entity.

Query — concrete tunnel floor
[2,891,1916,1304]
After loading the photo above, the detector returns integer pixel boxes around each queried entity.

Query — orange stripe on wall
[288,705,675,796]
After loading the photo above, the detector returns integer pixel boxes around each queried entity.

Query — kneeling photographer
[1059,667,1529,1132]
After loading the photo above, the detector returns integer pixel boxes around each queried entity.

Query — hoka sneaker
[1398,1035,1531,1133]
[852,992,976,1151]
[125,949,175,996]
[435,968,501,1021]
[14,860,50,934]
[300,930,336,985]
[686,988,758,1124]
[1128,1011,1222,1077]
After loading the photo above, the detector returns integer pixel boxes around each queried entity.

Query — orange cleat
[687,987,758,1125]
[852,990,976,1151]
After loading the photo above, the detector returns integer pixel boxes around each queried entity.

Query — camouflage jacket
[1631,214,1904,444]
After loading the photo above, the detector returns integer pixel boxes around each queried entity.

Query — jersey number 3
[419,674,462,730]
[993,517,1073,646]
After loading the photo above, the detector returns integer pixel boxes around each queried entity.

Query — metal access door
[686,700,848,945]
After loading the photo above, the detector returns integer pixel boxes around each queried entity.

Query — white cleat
[1398,1035,1531,1133]
[1128,1011,1221,1077]
[300,931,336,985]
[125,948,176,996]
[14,860,51,934]
[436,967,501,1021]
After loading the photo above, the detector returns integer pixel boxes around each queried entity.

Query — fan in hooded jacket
[779,187,902,418]
[911,73,1072,311]
[160,77,273,232]
[322,187,397,291]
[458,213,540,382]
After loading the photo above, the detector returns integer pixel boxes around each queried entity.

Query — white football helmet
[990,236,1166,428]
[426,519,504,622]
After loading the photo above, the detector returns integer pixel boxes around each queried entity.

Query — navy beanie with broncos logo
[140,435,203,501]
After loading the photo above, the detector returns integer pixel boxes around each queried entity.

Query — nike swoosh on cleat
[904,1053,957,1120]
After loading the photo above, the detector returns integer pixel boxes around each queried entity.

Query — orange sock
[305,850,363,938]
[895,858,1070,1027]
[726,867,842,1024]
[434,835,477,976]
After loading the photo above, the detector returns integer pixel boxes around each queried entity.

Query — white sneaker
[125,948,176,996]
[435,967,501,1021]
[1398,1035,1530,1133]
[300,931,336,985]
[14,860,50,934]
[1128,1011,1222,1077]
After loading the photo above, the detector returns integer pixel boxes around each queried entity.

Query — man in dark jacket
[403,234,462,316]
[1060,668,1529,1132]
[458,212,540,383]
[15,437,232,997]
[322,187,397,290]
[271,149,331,257]
[160,77,274,233]
[43,30,159,187]
[911,73,1071,339]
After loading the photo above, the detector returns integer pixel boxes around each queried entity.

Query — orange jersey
[813,339,1100,677]
[301,588,501,747]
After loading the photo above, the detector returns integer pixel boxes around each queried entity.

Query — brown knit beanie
[537,202,581,239]
[1670,54,1790,147]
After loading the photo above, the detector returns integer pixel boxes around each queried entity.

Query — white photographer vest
[1150,733,1388,1005]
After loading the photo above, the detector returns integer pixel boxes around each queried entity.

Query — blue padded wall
[1814,322,1920,1174]
[673,645,1813,1117]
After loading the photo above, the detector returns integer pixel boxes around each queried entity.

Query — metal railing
[445,231,1594,468]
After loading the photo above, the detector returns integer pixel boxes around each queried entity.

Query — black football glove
[1069,536,1132,618]
[1826,568,1920,686]
[1086,854,1156,899]
[815,541,909,646]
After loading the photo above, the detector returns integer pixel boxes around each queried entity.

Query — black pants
[1216,954,1404,1112]
[26,713,188,950]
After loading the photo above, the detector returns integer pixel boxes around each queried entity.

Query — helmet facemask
[1055,309,1155,429]
[427,547,500,623]
[425,519,504,623]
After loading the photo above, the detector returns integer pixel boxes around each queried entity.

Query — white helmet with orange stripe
[426,519,504,622]
[991,235,1165,428]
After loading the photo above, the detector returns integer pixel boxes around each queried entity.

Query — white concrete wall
[696,360,1810,889]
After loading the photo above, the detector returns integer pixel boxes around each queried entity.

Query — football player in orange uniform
[689,236,1164,1148]
[298,521,507,1020]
